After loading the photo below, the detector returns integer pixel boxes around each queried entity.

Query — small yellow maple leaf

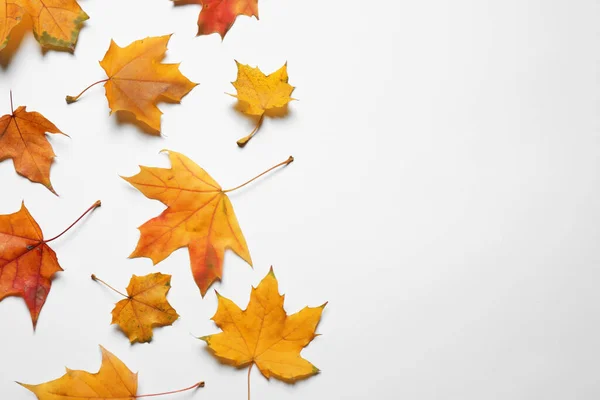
[230,61,295,147]
[66,35,197,133]
[201,267,326,397]
[93,273,179,344]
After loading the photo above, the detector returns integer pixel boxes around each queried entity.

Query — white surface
[0,0,600,399]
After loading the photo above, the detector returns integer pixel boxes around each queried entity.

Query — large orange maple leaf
[123,150,293,296]
[66,35,197,133]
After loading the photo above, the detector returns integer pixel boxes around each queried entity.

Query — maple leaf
[19,346,204,400]
[0,0,23,51]
[0,0,87,51]
[0,92,66,194]
[174,0,258,39]
[201,268,326,398]
[122,150,293,296]
[230,61,295,147]
[0,201,100,328]
[20,0,88,50]
[66,35,197,133]
[92,272,179,344]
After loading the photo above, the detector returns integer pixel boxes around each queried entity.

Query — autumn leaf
[175,0,258,39]
[0,0,87,51]
[20,0,88,50]
[0,201,100,328]
[230,61,295,147]
[92,272,179,344]
[122,150,293,296]
[0,92,66,194]
[201,268,326,398]
[66,35,197,134]
[19,346,204,399]
[0,0,23,51]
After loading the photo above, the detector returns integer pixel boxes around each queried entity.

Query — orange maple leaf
[123,150,293,296]
[92,272,179,344]
[19,346,204,400]
[0,0,23,51]
[66,35,197,133]
[0,201,100,328]
[0,0,88,51]
[201,268,326,398]
[0,92,66,194]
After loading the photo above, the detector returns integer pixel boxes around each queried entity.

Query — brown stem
[237,113,265,147]
[91,274,129,299]
[223,156,294,193]
[247,363,253,400]
[9,90,14,115]
[44,201,101,243]
[66,79,109,104]
[136,381,205,398]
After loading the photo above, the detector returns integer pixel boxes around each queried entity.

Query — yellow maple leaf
[20,0,88,50]
[122,150,293,297]
[0,0,23,51]
[230,61,295,147]
[66,35,197,133]
[19,346,204,399]
[92,273,179,344]
[201,267,326,398]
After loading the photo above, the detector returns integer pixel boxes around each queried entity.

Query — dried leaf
[123,150,293,296]
[20,0,88,50]
[0,97,65,193]
[19,346,204,399]
[201,268,325,396]
[67,35,197,133]
[193,0,258,39]
[93,272,179,343]
[0,0,87,51]
[230,62,295,146]
[0,201,100,328]
[0,0,23,51]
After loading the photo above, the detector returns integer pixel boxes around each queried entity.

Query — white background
[1,0,600,399]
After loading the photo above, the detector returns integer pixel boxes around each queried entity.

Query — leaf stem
[135,381,205,398]
[66,79,109,104]
[9,90,14,115]
[44,200,101,243]
[237,113,265,147]
[248,363,253,400]
[223,156,294,193]
[91,274,129,299]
